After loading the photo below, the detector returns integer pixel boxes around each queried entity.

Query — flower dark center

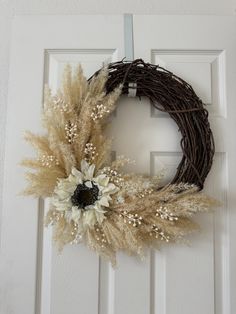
[71,182,99,209]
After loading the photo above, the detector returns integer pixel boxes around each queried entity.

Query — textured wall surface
[0,0,236,243]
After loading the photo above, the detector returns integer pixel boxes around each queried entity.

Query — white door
[1,15,235,314]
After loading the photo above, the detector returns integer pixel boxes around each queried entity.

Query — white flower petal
[51,197,72,211]
[86,164,96,180]
[71,206,81,223]
[95,210,106,224]
[98,196,110,207]
[85,181,93,188]
[84,204,94,211]
[95,174,109,187]
[81,159,90,173]
[95,203,107,213]
[102,183,119,194]
[83,210,96,227]
[56,180,77,195]
[71,167,80,176]
[54,188,71,200]
[70,169,83,184]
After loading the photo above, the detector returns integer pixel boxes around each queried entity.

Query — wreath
[22,59,218,265]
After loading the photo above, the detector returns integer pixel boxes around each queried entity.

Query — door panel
[133,15,236,314]
[2,15,125,314]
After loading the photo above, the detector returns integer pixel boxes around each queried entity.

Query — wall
[0,0,236,244]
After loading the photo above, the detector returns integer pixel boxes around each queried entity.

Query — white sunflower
[51,159,119,230]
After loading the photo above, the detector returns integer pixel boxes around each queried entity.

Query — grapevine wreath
[22,59,218,265]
